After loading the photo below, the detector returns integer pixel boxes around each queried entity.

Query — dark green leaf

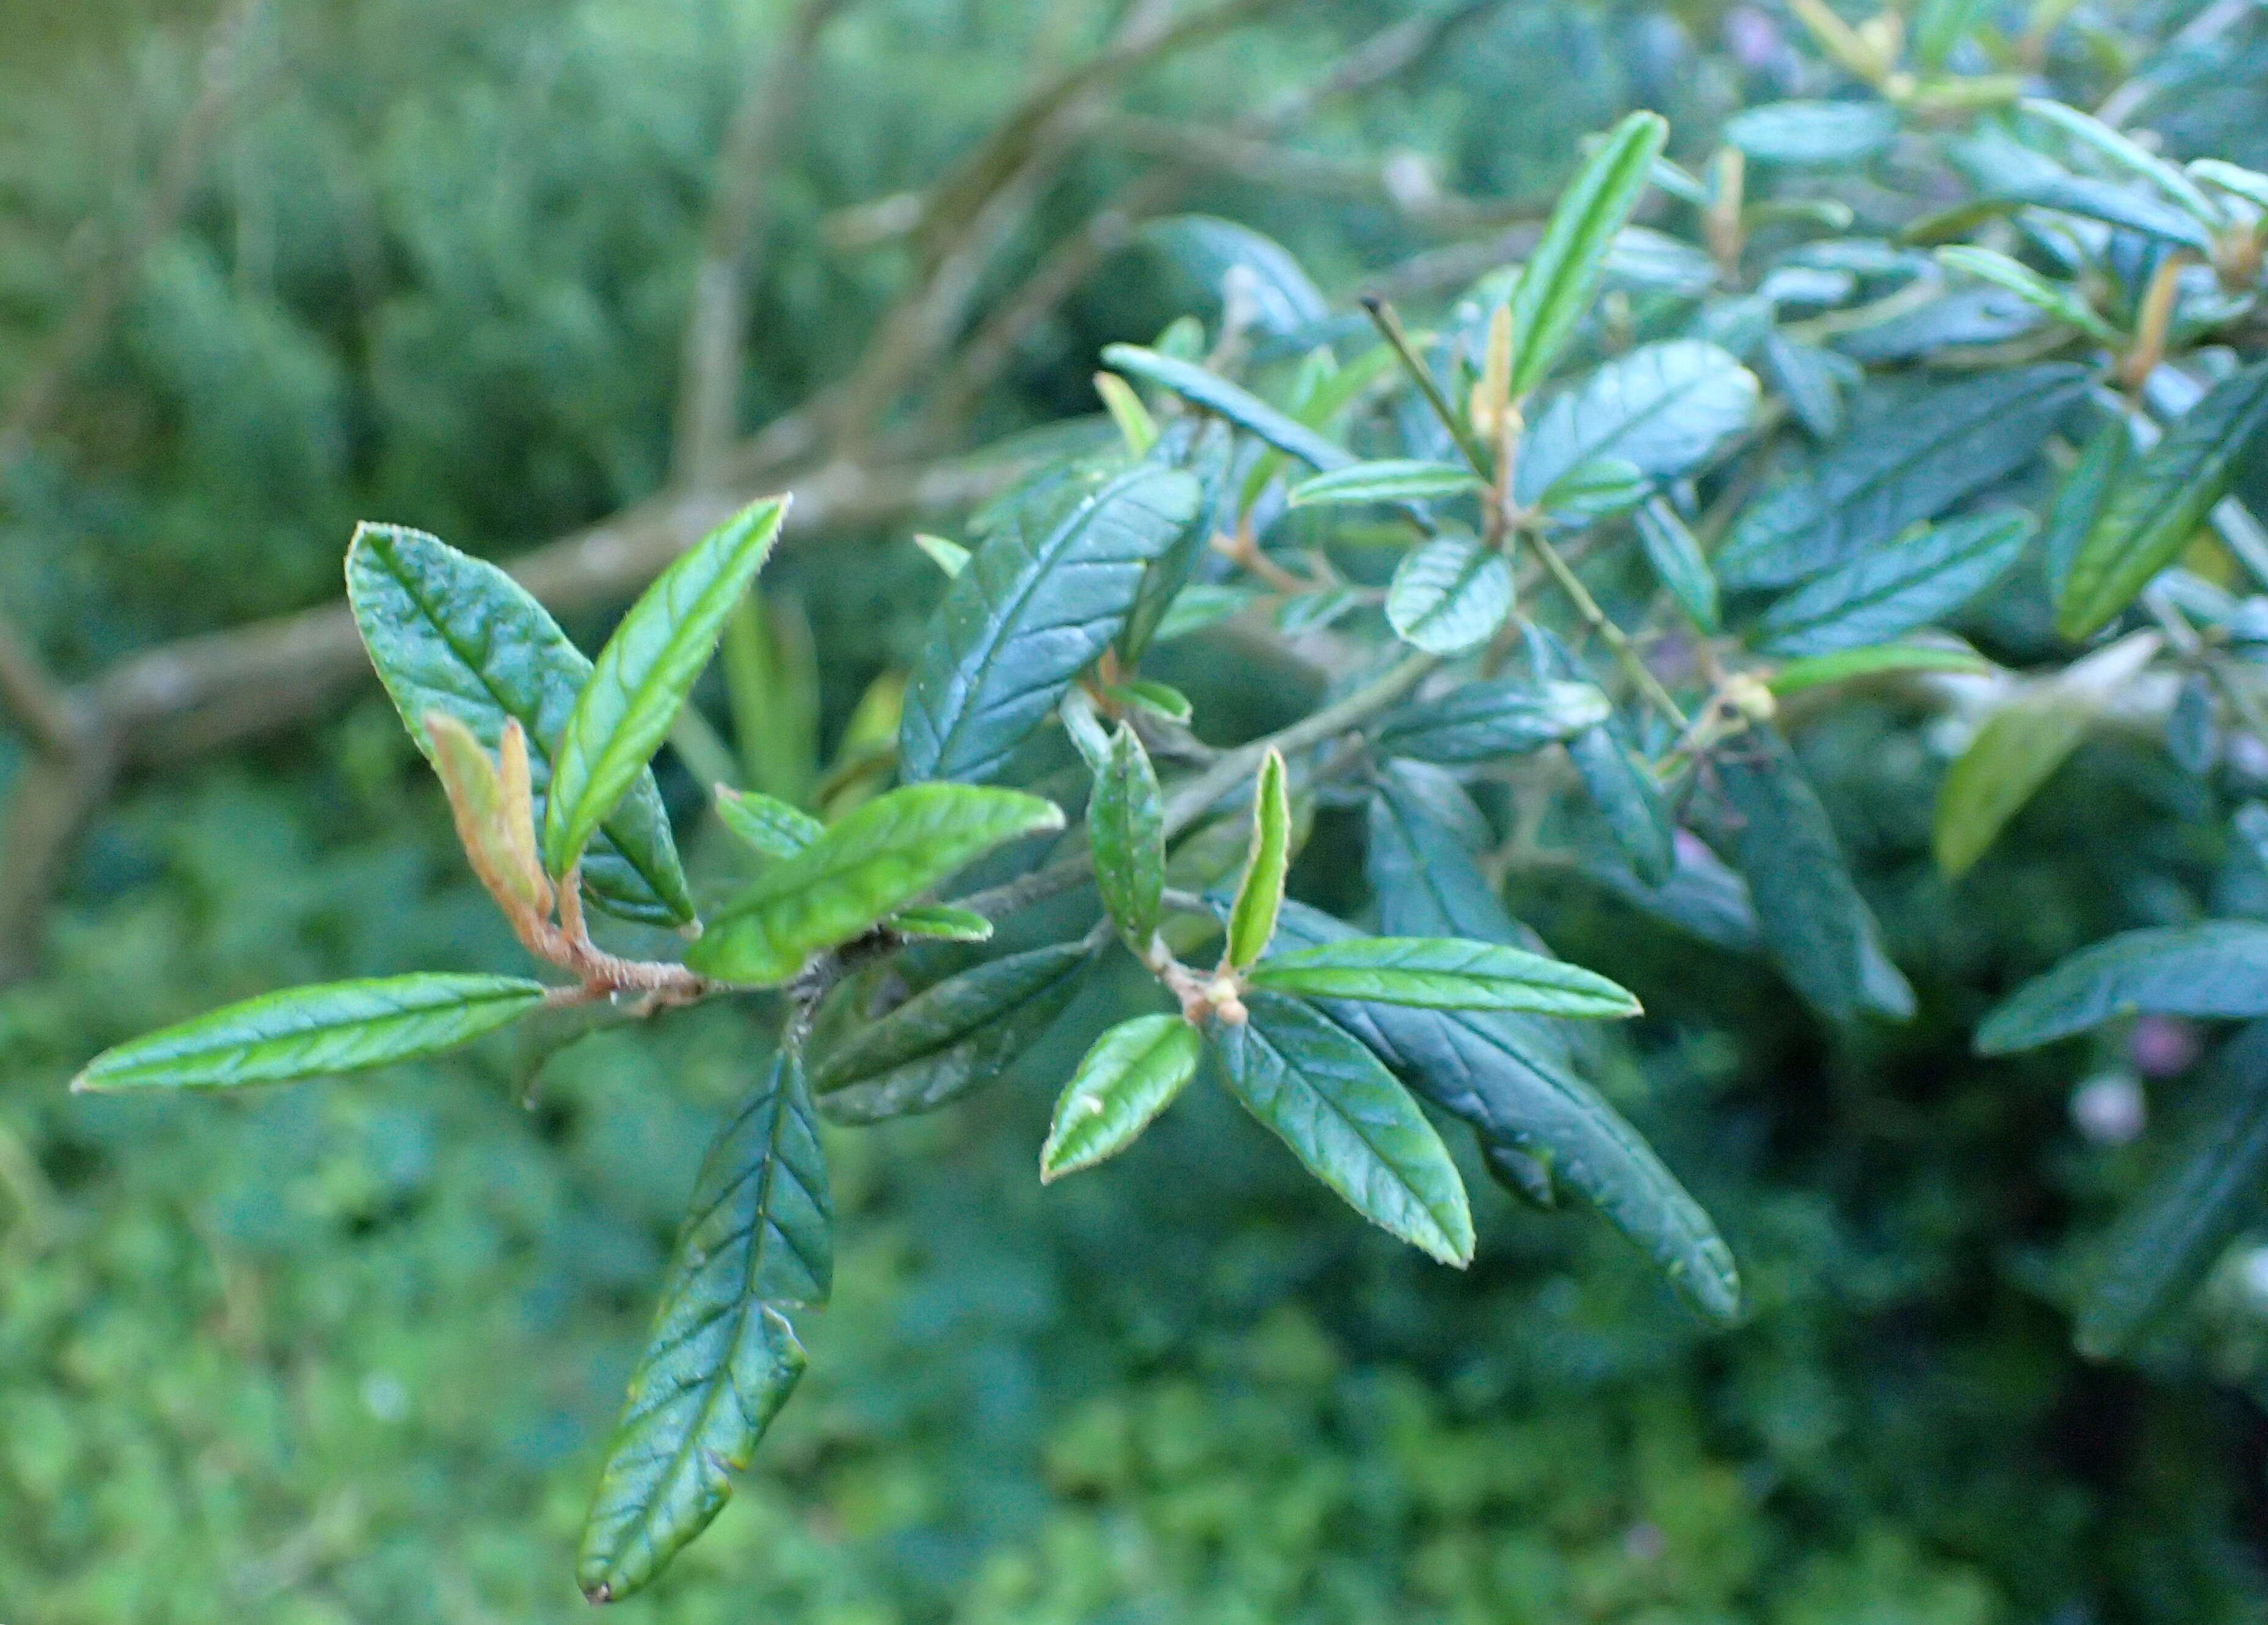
[2076,1022,2268,1359]
[1713,725,1913,1023]
[345,523,692,926]
[688,786,1064,985]
[1368,764,1524,946]
[901,464,1199,784]
[1092,723,1166,949]
[1528,629,1677,887]
[1039,1013,1204,1180]
[1212,991,1474,1266]
[1714,366,2089,589]
[815,943,1089,1123]
[1121,417,1236,663]
[1100,345,1355,472]
[1513,340,1758,505]
[544,498,785,875]
[576,1048,829,1602]
[73,974,549,1092]
[1141,215,1328,335]
[1976,922,2268,1054]
[1633,498,1721,632]
[1755,511,2036,657]
[1577,829,1763,954]
[1248,937,1640,1018]
[2041,413,2134,604]
[714,787,822,858]
[1760,332,1852,442]
[1386,534,1515,654]
[2057,362,2268,639]
[1377,677,1612,764]
[1935,246,2121,344]
[1505,111,1667,396]
[1953,125,2215,250]
[1226,748,1290,971]
[1269,901,1739,1320]
[1538,457,1648,521]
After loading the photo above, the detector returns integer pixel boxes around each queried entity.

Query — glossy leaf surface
[1386,534,1515,654]
[1377,677,1611,764]
[1754,511,2035,657]
[1099,344,1355,472]
[1288,459,1481,507]
[1975,922,2268,1054]
[1226,748,1290,971]
[1513,340,1758,505]
[1091,723,1166,949]
[1039,1014,1204,1180]
[714,787,823,858]
[1249,937,1640,1018]
[1504,111,1667,396]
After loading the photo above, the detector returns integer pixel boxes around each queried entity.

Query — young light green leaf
[576,1047,829,1603]
[543,497,787,876]
[345,523,692,926]
[912,532,970,577]
[1714,366,2088,588]
[1954,125,2215,250]
[1249,937,1640,1018]
[1150,583,1258,644]
[2056,362,2268,640]
[1094,371,1158,455]
[1269,900,1739,1321]
[1975,922,2268,1054]
[1934,246,2122,345]
[887,905,993,943]
[1513,341,1759,505]
[1633,498,1721,632]
[1212,991,1475,1266]
[1933,696,2090,879]
[1039,1013,1204,1181]
[714,786,823,859]
[2190,159,2268,212]
[2016,98,2222,227]
[722,588,820,808]
[1287,459,1482,508]
[1724,100,1898,167]
[1386,534,1515,654]
[1100,345,1356,472]
[1505,111,1667,397]
[1768,641,1991,695]
[1225,748,1290,971]
[2074,1021,2268,1359]
[1714,725,1913,1024]
[426,714,552,927]
[688,785,1064,985]
[1376,677,1612,765]
[1092,722,1166,949]
[1100,678,1192,723]
[1754,511,2036,657]
[73,974,548,1092]
[814,943,1089,1123]
[900,464,1201,784]
[2042,414,2135,602]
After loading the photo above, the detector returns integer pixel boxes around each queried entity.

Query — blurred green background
[9,1,2268,1620]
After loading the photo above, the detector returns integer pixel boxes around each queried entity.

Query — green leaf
[1093,371,1158,455]
[576,1047,829,1602]
[1150,583,1258,644]
[1121,418,1238,665]
[1212,991,1475,1266]
[1538,457,1648,522]
[2041,412,2134,604]
[1975,922,2268,1054]
[1386,534,1515,654]
[1367,764,1526,945]
[1714,366,2089,589]
[1505,111,1667,397]
[1724,100,1898,167]
[1287,459,1483,508]
[900,464,1201,784]
[1091,723,1166,949]
[1953,125,2215,250]
[1934,246,2122,345]
[1761,332,1854,442]
[345,523,692,926]
[1141,215,1328,336]
[2074,1022,2268,1359]
[2057,362,2268,640]
[1633,498,1721,632]
[1249,938,1640,1018]
[722,588,821,808]
[813,942,1089,1123]
[2016,98,2222,228]
[1100,345,1355,472]
[688,785,1064,985]
[1529,629,1677,887]
[1102,678,1192,724]
[912,532,971,577]
[543,498,786,877]
[1226,748,1290,971]
[1513,341,1759,505]
[1268,900,1739,1321]
[714,786,822,858]
[1768,640,1992,695]
[425,713,552,926]
[1713,725,1913,1023]
[1933,696,2091,879]
[73,974,548,1092]
[887,905,994,943]
[2191,159,2268,212]
[1754,511,2036,657]
[1039,1013,1204,1180]
[1377,677,1611,765]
